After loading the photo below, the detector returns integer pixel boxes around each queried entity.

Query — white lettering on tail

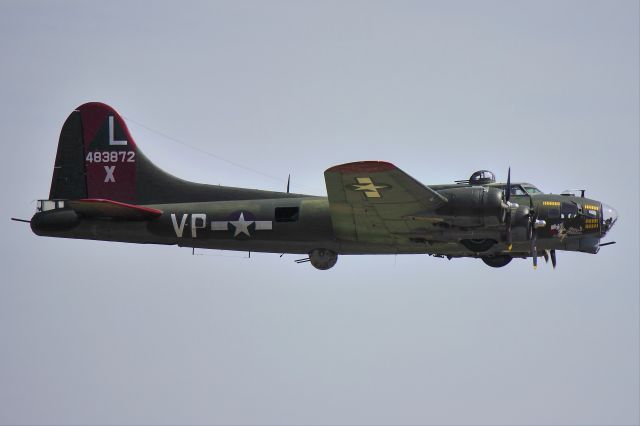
[104,165,115,182]
[108,116,128,146]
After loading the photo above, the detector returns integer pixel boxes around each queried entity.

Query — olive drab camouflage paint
[28,102,618,270]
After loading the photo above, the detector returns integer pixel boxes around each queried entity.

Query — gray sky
[1,1,638,425]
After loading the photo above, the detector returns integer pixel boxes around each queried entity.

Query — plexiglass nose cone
[601,203,618,235]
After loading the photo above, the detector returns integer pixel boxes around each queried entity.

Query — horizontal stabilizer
[67,199,162,220]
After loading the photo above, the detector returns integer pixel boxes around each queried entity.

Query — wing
[67,199,163,220]
[324,161,448,243]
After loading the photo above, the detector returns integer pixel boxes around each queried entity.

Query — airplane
[19,102,618,270]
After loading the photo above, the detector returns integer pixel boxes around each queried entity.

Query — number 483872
[85,151,135,163]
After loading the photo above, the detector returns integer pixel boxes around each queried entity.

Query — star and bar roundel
[211,210,273,239]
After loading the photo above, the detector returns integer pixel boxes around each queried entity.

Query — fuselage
[31,183,616,258]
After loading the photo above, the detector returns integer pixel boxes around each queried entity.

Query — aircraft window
[470,170,495,183]
[36,200,65,212]
[561,203,578,219]
[510,185,527,196]
[275,207,299,222]
[523,186,542,194]
[584,208,598,218]
[548,208,560,218]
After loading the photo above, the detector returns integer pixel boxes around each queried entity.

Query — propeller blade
[530,220,537,269]
[527,194,538,270]
[504,167,513,251]
[531,236,537,269]
[550,249,557,269]
[506,213,512,251]
[505,167,511,203]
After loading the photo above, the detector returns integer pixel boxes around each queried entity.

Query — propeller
[527,196,552,269]
[542,249,558,268]
[526,190,537,269]
[500,169,555,270]
[502,167,517,251]
[505,167,512,250]
[530,214,538,269]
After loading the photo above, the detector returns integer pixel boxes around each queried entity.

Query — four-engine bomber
[26,102,618,269]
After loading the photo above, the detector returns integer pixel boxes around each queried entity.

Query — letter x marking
[104,165,116,183]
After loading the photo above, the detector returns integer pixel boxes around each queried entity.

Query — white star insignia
[229,212,254,237]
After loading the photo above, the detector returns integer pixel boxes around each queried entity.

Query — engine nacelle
[437,186,504,222]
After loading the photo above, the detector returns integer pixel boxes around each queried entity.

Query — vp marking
[171,213,205,238]
[350,177,389,198]
[104,165,116,183]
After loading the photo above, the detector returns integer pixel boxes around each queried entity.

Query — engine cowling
[437,186,504,223]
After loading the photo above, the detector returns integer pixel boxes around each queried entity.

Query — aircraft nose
[601,203,618,235]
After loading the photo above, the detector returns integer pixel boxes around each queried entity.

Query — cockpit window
[510,185,527,196]
[499,184,527,196]
[523,186,542,194]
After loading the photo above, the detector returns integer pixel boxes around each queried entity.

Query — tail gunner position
[23,102,618,270]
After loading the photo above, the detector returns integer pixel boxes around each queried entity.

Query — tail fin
[50,102,142,202]
[49,102,301,204]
